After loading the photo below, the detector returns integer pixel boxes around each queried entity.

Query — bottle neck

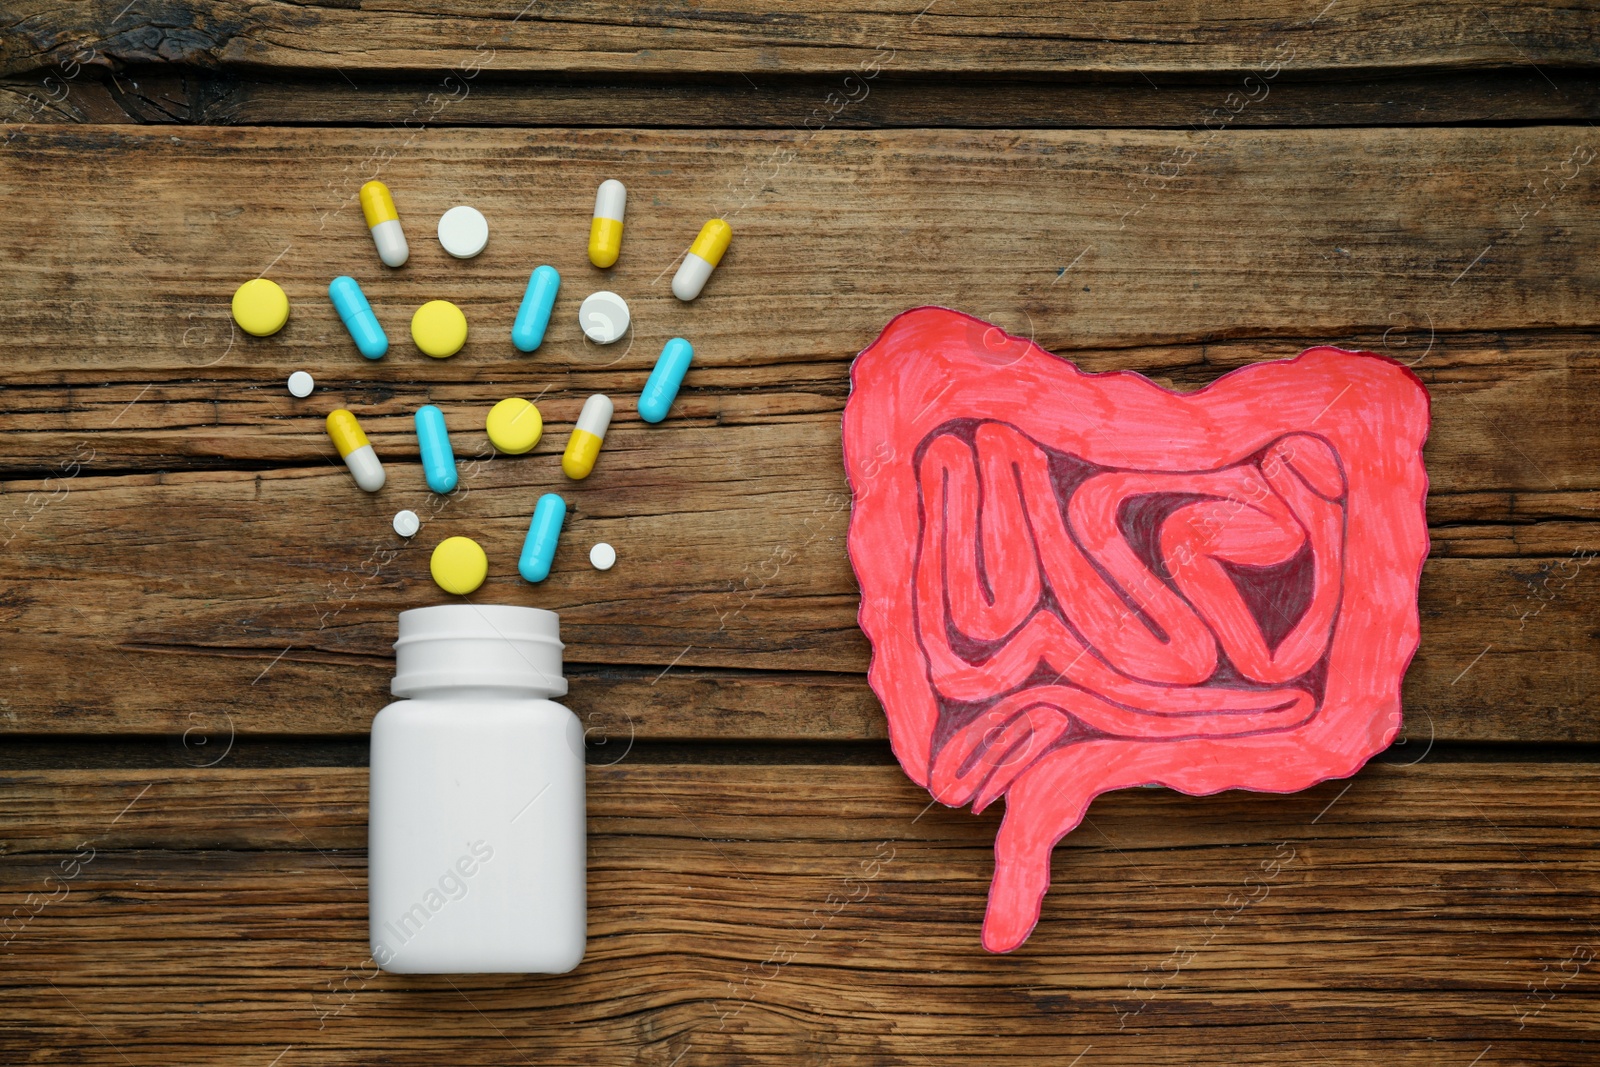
[390,604,567,700]
[397,685,560,702]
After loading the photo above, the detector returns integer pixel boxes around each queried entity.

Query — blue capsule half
[518,493,566,583]
[329,275,388,359]
[414,404,458,494]
[512,265,561,353]
[638,337,693,424]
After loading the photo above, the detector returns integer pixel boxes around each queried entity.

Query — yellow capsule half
[562,429,603,480]
[326,409,369,457]
[688,218,732,267]
[360,181,399,227]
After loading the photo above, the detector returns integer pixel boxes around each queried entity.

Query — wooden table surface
[3,3,1599,1064]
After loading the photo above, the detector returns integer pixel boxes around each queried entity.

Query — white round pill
[589,542,616,570]
[287,371,314,398]
[437,205,489,259]
[392,509,420,538]
[579,291,630,344]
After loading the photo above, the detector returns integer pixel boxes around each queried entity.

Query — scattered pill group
[578,290,629,345]
[640,338,693,423]
[563,394,613,481]
[486,397,543,455]
[512,266,560,353]
[673,219,731,301]
[438,205,489,259]
[329,276,388,359]
[412,299,468,358]
[588,179,626,268]
[327,409,385,492]
[414,405,458,494]
[431,536,488,595]
[361,181,409,267]
[236,176,731,597]
[232,278,290,337]
[519,493,567,583]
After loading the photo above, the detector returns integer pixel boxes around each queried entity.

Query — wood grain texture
[2,328,1597,739]
[1,764,1597,1064]
[8,70,1600,128]
[6,0,1597,78]
[0,126,1597,380]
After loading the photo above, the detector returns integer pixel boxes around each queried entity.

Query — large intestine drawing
[843,308,1430,953]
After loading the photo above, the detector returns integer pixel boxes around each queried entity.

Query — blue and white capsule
[518,493,567,583]
[328,276,388,359]
[512,265,560,353]
[413,405,458,494]
[638,337,693,423]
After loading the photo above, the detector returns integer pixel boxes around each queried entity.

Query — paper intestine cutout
[842,308,1430,952]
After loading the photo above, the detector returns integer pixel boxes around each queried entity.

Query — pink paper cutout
[842,308,1430,952]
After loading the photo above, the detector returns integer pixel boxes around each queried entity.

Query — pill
[562,394,613,480]
[287,371,315,398]
[638,337,694,423]
[672,219,732,301]
[588,179,626,268]
[518,493,567,583]
[360,180,409,268]
[326,409,385,492]
[393,509,420,538]
[411,299,468,358]
[590,542,616,571]
[232,278,289,337]
[414,404,458,494]
[438,205,489,259]
[512,265,561,353]
[328,276,388,359]
[431,536,488,595]
[578,291,629,345]
[485,397,543,455]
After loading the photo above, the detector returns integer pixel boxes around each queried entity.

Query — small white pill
[589,542,616,570]
[393,509,421,538]
[437,205,489,259]
[287,371,315,398]
[578,290,630,344]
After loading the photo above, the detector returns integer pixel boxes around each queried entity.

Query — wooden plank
[8,69,1600,128]
[0,126,1596,377]
[1,764,1597,1063]
[6,1,1597,79]
[2,328,1599,738]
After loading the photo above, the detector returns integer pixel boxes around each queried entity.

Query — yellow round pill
[485,397,543,455]
[411,300,468,358]
[231,278,290,337]
[430,536,488,595]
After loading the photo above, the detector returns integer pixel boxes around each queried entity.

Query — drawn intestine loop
[915,422,1348,809]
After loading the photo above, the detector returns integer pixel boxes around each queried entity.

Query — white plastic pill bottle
[369,604,586,974]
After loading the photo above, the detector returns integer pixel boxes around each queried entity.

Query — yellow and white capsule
[360,180,409,268]
[562,394,613,480]
[588,179,626,268]
[671,219,731,301]
[327,409,386,492]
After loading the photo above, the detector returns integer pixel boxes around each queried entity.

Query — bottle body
[369,603,583,974]
[370,693,586,973]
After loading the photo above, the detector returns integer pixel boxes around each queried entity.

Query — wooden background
[2,2,1598,1063]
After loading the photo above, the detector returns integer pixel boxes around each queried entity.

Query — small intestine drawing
[843,308,1430,952]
